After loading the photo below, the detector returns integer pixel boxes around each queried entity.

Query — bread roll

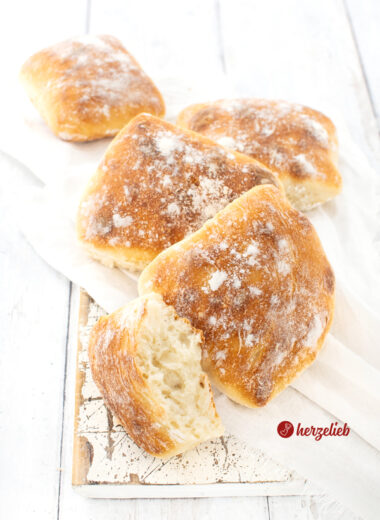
[89,293,224,458]
[139,185,335,407]
[77,113,281,272]
[177,99,342,211]
[20,35,165,141]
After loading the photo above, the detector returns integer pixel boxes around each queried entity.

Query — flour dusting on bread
[139,185,335,407]
[77,114,280,270]
[20,35,165,141]
[177,99,342,211]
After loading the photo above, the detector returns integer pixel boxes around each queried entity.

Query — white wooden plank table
[0,1,378,518]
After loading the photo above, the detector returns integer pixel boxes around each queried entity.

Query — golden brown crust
[177,99,342,211]
[77,113,281,271]
[139,185,335,407]
[20,35,165,141]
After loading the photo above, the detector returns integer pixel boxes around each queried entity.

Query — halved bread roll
[139,185,335,407]
[77,113,281,272]
[88,293,224,458]
[20,35,165,141]
[177,98,342,211]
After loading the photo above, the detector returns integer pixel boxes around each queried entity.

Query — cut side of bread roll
[177,99,342,211]
[89,293,224,458]
[139,185,335,408]
[20,35,165,141]
[77,113,281,272]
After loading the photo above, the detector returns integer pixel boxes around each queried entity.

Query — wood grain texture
[345,0,380,128]
[0,156,71,520]
[89,0,225,78]
[72,292,91,487]
[218,0,380,161]
[0,2,86,519]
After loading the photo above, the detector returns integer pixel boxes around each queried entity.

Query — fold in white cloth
[2,77,380,519]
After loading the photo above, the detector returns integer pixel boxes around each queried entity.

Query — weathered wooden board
[72,290,309,497]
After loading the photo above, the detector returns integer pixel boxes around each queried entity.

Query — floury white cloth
[1,76,380,519]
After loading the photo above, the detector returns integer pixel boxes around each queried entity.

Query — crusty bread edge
[89,295,224,458]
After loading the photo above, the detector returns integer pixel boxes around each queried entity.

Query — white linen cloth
[1,76,380,519]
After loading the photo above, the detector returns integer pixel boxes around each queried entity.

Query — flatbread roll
[20,35,165,141]
[139,185,335,407]
[177,99,342,211]
[77,113,281,271]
